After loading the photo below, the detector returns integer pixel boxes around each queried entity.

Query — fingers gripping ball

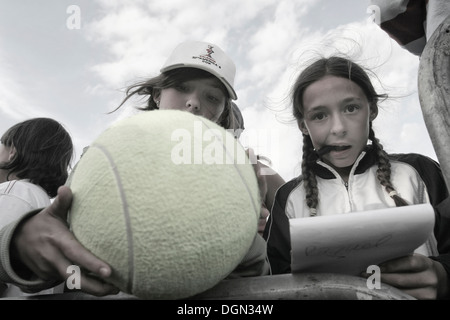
[67,110,260,299]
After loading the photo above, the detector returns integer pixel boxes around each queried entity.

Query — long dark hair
[0,118,74,198]
[292,56,408,215]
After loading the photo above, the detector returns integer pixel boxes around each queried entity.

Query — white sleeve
[0,195,34,229]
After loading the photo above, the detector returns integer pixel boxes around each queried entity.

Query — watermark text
[66,5,81,30]
[366,265,381,289]
[66,265,81,290]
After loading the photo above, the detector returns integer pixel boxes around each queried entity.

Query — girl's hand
[11,185,119,296]
[362,253,448,300]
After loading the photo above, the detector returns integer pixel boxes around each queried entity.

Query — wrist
[433,259,450,299]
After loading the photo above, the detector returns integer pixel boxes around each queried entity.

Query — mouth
[317,145,351,157]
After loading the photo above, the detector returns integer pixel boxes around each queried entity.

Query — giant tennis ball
[67,110,260,299]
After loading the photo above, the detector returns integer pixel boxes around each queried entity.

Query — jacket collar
[312,145,378,180]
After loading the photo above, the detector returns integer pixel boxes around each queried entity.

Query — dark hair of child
[0,118,73,198]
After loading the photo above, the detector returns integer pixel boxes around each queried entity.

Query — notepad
[289,203,435,275]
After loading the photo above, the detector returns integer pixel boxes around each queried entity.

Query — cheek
[0,146,10,162]
[202,103,225,123]
[358,119,371,141]
[213,105,226,121]
[159,90,183,111]
[305,125,326,147]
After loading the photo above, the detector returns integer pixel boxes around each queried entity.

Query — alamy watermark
[366,265,381,289]
[66,265,81,290]
[66,5,81,30]
[170,120,280,176]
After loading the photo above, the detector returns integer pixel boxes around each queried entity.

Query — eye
[345,104,360,113]
[207,94,220,103]
[310,112,327,121]
[175,83,189,92]
[204,88,225,105]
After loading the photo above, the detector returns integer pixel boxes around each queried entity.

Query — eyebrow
[185,78,224,91]
[305,96,364,114]
[210,84,224,90]
[341,97,363,103]
[306,105,327,114]
[206,79,226,91]
[205,80,228,96]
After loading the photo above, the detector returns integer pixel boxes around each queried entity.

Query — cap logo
[192,45,222,69]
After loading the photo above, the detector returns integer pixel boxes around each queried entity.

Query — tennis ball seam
[198,117,260,218]
[92,142,134,293]
[70,111,261,299]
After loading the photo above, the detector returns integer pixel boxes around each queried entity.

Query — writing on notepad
[289,204,435,275]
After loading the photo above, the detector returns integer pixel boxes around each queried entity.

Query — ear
[152,89,161,103]
[8,145,16,161]
[369,104,378,121]
[297,119,309,135]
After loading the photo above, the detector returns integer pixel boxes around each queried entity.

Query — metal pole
[418,15,450,190]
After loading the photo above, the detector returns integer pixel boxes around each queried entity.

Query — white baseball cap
[160,41,237,100]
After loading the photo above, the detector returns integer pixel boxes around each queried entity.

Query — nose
[330,114,346,136]
[186,93,201,113]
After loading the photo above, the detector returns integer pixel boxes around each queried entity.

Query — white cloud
[0,0,438,182]
[0,53,57,127]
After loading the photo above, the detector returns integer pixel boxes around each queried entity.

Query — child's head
[292,57,381,119]
[0,117,74,198]
[116,41,242,133]
[291,56,407,215]
[292,56,382,169]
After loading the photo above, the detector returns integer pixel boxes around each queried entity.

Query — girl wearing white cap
[0,41,284,298]
[112,40,285,235]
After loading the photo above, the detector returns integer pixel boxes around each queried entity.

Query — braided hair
[292,56,408,216]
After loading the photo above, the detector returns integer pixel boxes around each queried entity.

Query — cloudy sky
[0,0,436,182]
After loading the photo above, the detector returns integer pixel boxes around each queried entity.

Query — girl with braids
[264,56,450,300]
